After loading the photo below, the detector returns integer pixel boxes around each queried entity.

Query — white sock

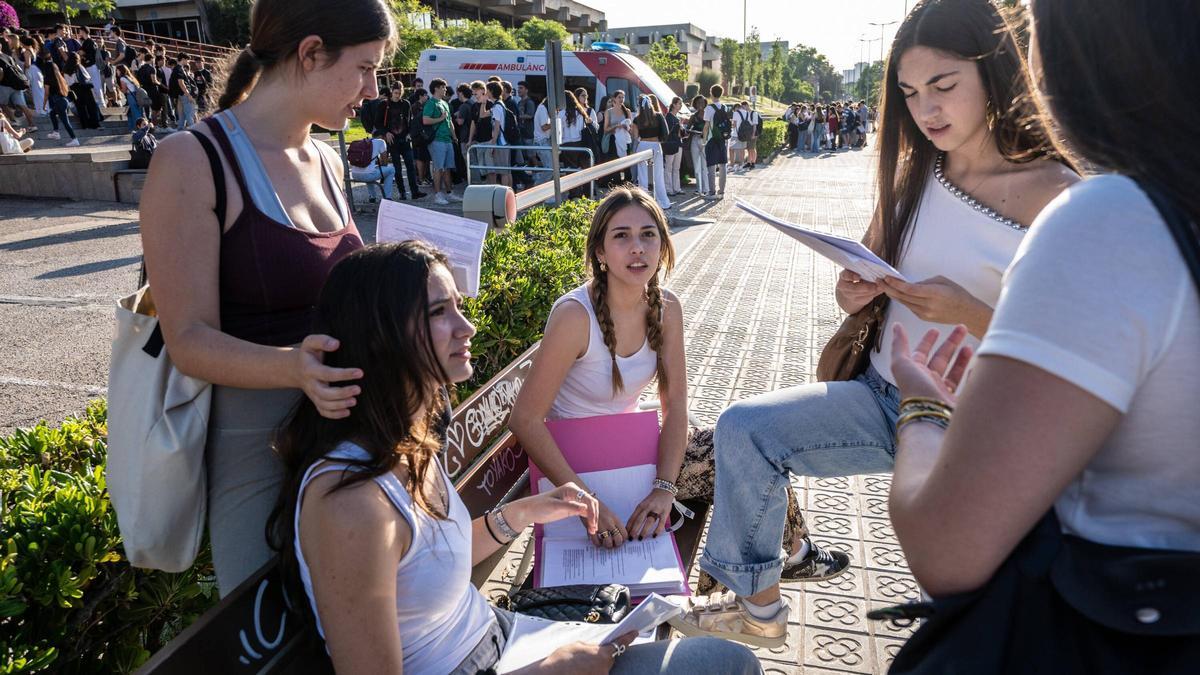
[786,538,812,565]
[742,597,782,620]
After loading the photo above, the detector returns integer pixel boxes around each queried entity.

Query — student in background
[687,95,709,196]
[376,83,424,201]
[662,96,684,196]
[511,187,841,591]
[351,135,396,203]
[701,84,729,200]
[42,61,79,145]
[423,78,459,206]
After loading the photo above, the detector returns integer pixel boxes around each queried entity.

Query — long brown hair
[871,0,1074,265]
[586,186,677,395]
[215,0,396,111]
[1029,0,1199,229]
[268,243,456,616]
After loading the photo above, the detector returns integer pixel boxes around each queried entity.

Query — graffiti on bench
[444,344,538,477]
[236,579,289,666]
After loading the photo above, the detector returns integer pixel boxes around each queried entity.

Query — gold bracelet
[896,410,951,431]
[899,396,953,412]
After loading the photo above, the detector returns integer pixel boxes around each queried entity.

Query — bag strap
[1138,179,1200,295]
[186,129,227,232]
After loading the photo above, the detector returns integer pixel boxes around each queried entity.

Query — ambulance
[414,43,686,113]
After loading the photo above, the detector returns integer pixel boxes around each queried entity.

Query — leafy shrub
[0,199,597,671]
[756,120,787,161]
[0,401,219,674]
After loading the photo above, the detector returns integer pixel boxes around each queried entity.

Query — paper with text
[375,200,488,296]
[735,198,908,282]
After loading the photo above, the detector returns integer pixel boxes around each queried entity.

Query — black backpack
[0,53,29,91]
[500,100,521,145]
[710,104,732,141]
[409,102,436,147]
[735,110,754,142]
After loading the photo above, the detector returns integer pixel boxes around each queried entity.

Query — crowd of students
[127,0,1197,671]
[783,99,874,153]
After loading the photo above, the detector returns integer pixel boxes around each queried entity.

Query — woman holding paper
[672,0,1080,648]
[510,186,849,589]
[136,0,383,594]
[269,242,760,674]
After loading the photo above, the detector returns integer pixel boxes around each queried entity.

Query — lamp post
[868,20,897,71]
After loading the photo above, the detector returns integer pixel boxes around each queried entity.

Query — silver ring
[613,643,626,658]
[576,489,587,501]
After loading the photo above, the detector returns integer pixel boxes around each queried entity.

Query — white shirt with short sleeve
[977,174,1200,552]
[558,109,583,143]
[491,101,507,146]
[533,103,551,143]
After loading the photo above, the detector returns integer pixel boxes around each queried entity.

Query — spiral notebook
[529,411,690,597]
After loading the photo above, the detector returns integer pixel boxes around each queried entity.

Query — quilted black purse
[496,584,630,624]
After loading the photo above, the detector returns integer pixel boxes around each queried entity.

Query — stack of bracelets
[897,396,953,432]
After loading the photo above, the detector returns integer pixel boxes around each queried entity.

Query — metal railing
[465,143,597,198]
[513,149,651,211]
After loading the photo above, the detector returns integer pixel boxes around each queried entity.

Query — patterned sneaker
[780,538,851,583]
[669,590,788,649]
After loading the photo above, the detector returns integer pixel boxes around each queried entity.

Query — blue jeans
[48,95,76,139]
[354,164,395,200]
[700,365,900,597]
[125,92,143,131]
[811,124,823,152]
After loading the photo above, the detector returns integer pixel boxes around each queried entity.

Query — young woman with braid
[511,186,847,591]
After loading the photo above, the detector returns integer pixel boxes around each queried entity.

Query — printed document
[536,464,686,595]
[375,200,489,296]
[735,199,908,282]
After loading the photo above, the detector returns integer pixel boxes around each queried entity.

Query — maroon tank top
[203,117,363,347]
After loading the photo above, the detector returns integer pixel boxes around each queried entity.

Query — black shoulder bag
[871,179,1200,675]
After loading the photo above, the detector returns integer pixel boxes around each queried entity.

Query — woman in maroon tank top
[137,0,396,595]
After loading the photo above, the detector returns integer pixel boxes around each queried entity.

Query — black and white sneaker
[780,538,851,583]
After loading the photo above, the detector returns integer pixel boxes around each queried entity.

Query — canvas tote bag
[107,285,211,571]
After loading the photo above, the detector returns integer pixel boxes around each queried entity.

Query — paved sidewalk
[667,148,918,674]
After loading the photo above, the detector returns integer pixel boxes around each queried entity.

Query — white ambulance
[414,43,686,113]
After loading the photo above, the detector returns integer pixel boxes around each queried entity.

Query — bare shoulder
[660,287,685,323]
[1006,158,1081,226]
[139,128,219,227]
[313,136,346,169]
[303,470,407,544]
[544,297,591,351]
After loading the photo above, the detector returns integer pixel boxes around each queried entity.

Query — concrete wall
[0,152,133,203]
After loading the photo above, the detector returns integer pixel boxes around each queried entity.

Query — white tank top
[870,155,1030,385]
[547,282,659,420]
[294,442,493,674]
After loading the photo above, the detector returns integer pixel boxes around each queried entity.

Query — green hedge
[756,119,787,161]
[0,199,596,673]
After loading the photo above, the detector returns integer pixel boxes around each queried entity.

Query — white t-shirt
[977,174,1200,552]
[491,102,508,146]
[120,76,137,94]
[533,103,551,143]
[350,138,388,177]
[558,109,584,143]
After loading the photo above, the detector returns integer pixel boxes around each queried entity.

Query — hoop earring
[599,261,607,272]
[986,100,997,131]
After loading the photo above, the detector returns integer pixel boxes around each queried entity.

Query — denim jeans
[353,164,395,200]
[700,364,901,597]
[811,123,824,152]
[125,91,142,131]
[388,137,420,198]
[176,97,196,130]
[48,94,75,139]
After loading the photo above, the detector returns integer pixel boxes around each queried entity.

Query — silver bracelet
[490,506,520,541]
[652,478,679,496]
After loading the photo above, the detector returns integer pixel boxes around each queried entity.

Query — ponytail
[217,48,264,111]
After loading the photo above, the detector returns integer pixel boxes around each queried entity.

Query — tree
[645,34,688,83]
[205,0,251,47]
[387,0,437,71]
[853,60,884,103]
[718,38,739,91]
[512,16,570,50]
[739,29,761,97]
[438,19,519,51]
[697,68,720,96]
[22,0,112,20]
[765,40,785,99]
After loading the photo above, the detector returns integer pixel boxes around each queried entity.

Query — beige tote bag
[107,286,211,572]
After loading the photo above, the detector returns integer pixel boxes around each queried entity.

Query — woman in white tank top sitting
[511,186,849,595]
[669,0,1081,648]
[269,242,760,674]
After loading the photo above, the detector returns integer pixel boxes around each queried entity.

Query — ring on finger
[597,530,612,540]
[575,489,587,501]
[612,643,626,658]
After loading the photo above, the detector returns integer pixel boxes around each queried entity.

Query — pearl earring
[599,261,608,272]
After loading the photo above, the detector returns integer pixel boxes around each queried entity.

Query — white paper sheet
[539,464,657,540]
[375,200,489,296]
[495,594,681,673]
[735,199,909,282]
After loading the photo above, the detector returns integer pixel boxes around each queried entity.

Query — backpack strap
[185,129,227,231]
[1139,179,1200,294]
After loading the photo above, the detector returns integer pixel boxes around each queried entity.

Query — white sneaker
[433,194,449,206]
[65,138,81,147]
[445,192,463,203]
[47,131,61,140]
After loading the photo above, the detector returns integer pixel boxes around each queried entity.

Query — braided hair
[586,186,677,396]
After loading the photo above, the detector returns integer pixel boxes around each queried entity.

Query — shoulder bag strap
[1138,179,1200,293]
[185,129,227,231]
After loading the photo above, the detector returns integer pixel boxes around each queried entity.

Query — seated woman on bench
[268,242,759,673]
[510,186,848,592]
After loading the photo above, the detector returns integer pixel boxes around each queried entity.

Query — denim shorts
[430,140,456,171]
[0,85,25,108]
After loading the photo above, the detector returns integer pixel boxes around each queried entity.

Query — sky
[588,0,914,73]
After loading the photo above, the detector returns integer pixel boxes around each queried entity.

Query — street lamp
[868,20,898,72]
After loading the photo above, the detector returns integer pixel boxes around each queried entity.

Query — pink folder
[528,410,691,595]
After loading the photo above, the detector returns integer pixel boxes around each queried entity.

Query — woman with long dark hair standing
[671,0,1080,647]
[63,52,101,129]
[42,61,78,145]
[883,1,1200,670]
[137,0,393,595]
[662,97,684,196]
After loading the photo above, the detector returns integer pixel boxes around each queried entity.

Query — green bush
[0,199,598,672]
[756,120,788,161]
[0,401,218,674]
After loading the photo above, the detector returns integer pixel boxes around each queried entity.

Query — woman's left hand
[509,482,600,535]
[880,276,989,333]
[625,488,676,541]
[889,323,974,404]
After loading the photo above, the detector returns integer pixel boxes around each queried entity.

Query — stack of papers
[735,198,909,282]
[376,200,489,296]
[535,464,688,596]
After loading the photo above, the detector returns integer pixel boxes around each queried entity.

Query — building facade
[592,23,722,82]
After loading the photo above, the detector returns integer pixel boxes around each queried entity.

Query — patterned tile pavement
[485,147,922,673]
